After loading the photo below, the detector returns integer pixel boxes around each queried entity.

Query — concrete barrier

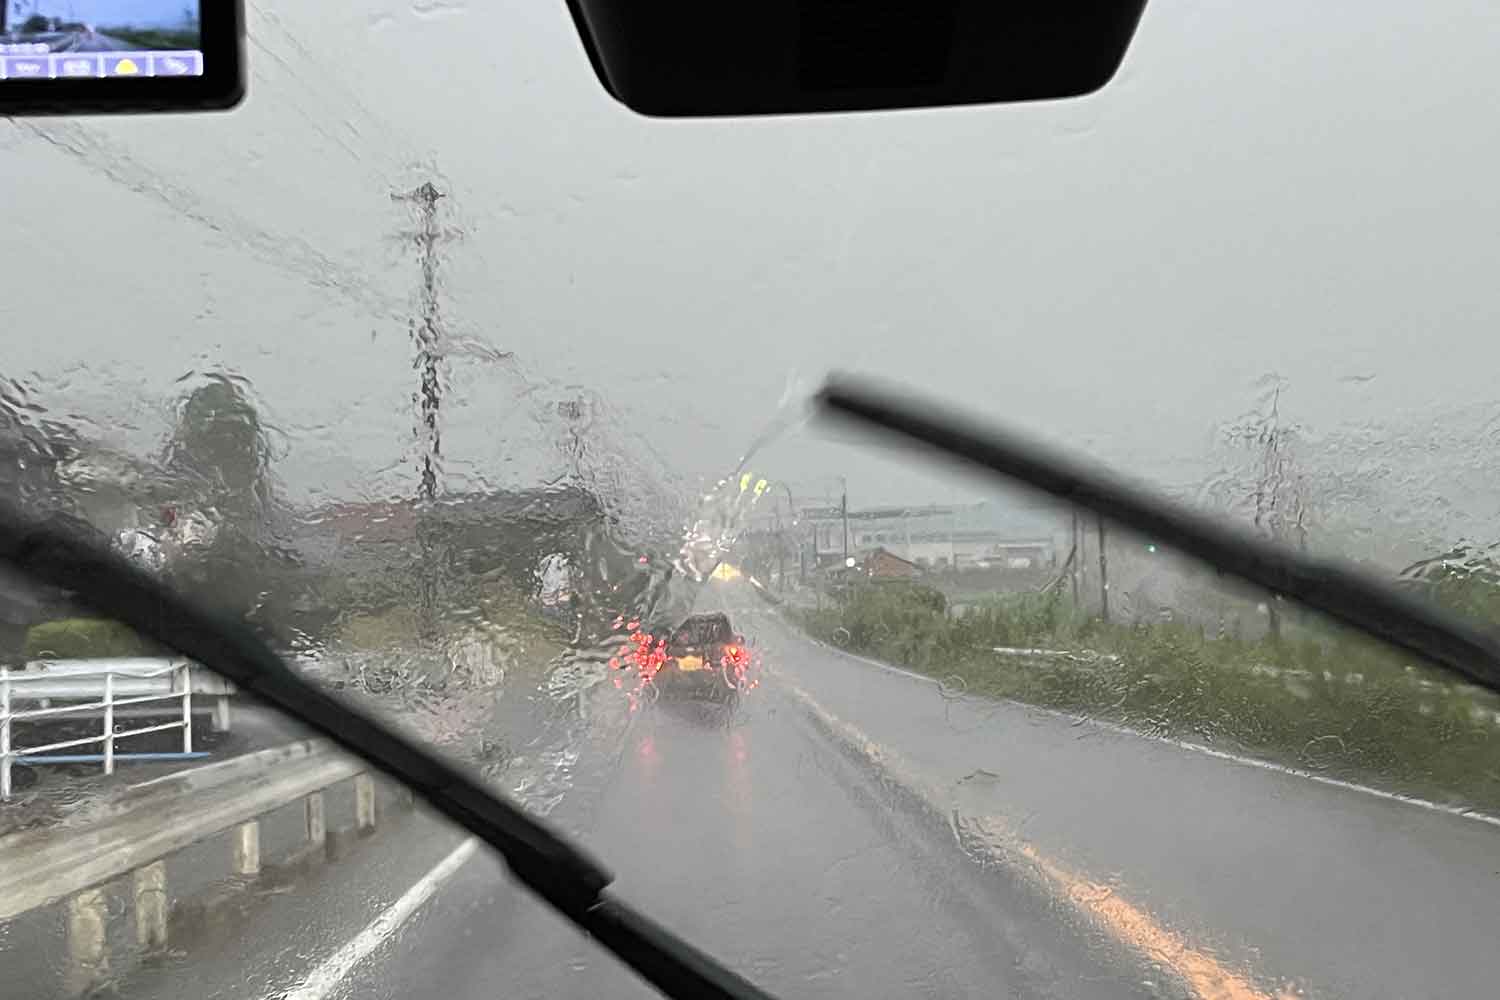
[0,739,399,996]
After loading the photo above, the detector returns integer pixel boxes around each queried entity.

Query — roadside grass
[331,575,568,687]
[794,582,1500,812]
[23,618,163,660]
[323,578,572,774]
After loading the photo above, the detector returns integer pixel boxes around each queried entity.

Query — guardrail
[0,739,391,996]
[0,658,236,799]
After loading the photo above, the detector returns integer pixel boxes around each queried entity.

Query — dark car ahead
[654,612,747,703]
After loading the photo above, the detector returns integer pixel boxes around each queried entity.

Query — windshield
[5,2,1500,999]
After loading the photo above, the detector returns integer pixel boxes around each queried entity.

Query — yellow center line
[998,822,1298,1000]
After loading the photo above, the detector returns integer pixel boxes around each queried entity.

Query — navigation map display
[0,1,202,80]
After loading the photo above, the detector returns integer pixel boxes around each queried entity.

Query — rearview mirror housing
[564,0,1148,117]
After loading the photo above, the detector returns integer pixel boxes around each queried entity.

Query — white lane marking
[776,678,1292,1000]
[278,837,479,1000]
[750,605,1500,830]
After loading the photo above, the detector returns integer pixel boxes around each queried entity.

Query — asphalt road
[319,639,1146,1000]
[11,580,1500,998]
[726,583,1500,1000]
[334,580,1500,1000]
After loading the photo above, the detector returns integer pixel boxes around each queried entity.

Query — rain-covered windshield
[6,2,1500,999]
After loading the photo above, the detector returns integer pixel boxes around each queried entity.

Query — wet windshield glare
[5,2,1500,998]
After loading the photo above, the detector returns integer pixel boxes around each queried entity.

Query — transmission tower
[392,181,459,641]
[393,181,452,502]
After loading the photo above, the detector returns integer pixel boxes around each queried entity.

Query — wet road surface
[13,581,1500,999]
[724,583,1500,1000]
[322,658,1145,1000]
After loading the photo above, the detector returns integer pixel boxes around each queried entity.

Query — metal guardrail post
[103,671,114,776]
[133,860,168,952]
[212,695,232,733]
[232,821,260,877]
[64,887,109,997]
[180,662,192,754]
[306,791,326,845]
[354,773,376,831]
[1,666,10,801]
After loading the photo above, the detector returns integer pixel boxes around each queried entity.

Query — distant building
[797,501,1064,571]
[970,541,1053,570]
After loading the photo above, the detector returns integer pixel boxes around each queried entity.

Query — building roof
[866,546,920,569]
[303,486,604,543]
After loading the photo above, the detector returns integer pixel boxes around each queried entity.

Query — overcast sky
[4,1,1499,549]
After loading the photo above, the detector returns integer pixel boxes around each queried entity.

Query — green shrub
[791,573,1500,810]
[336,608,425,651]
[24,618,156,660]
[952,591,1077,649]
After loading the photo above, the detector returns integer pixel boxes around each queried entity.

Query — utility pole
[779,483,804,585]
[1096,514,1110,623]
[774,506,786,591]
[949,504,957,571]
[1070,509,1081,606]
[840,476,849,565]
[556,396,589,484]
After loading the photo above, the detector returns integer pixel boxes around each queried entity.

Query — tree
[158,375,302,642]
[164,374,273,518]
[1222,375,1311,639]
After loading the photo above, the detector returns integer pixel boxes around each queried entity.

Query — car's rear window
[674,616,732,645]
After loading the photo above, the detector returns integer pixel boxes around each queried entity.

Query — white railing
[0,659,235,799]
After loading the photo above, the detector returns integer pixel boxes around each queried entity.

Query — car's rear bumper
[654,664,735,700]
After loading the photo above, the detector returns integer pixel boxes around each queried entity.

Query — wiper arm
[0,508,777,1000]
[816,374,1500,696]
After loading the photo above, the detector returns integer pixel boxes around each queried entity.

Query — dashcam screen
[0,1,203,80]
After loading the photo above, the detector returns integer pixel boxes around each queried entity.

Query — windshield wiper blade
[0,507,777,1000]
[816,374,1500,696]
